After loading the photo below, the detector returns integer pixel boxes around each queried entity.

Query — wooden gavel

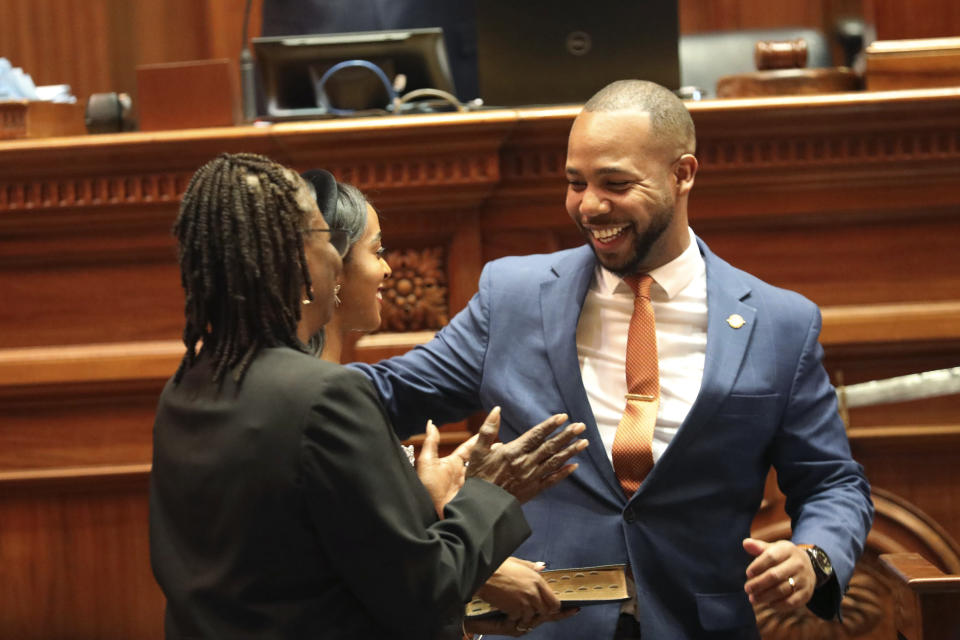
[755,38,809,70]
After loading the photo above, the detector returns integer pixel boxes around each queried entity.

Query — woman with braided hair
[149,153,589,639]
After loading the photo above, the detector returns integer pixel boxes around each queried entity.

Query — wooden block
[865,37,960,91]
[716,68,861,98]
[0,100,86,139]
[136,58,239,131]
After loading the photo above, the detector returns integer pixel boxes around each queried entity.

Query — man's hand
[416,420,477,518]
[475,557,559,622]
[466,407,588,504]
[743,537,816,611]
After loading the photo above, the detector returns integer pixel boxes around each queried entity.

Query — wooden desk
[2,89,960,639]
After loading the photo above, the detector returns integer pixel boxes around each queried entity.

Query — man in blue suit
[354,80,873,639]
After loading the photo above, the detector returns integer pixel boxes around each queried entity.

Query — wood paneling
[679,0,836,34]
[2,90,960,639]
[2,3,959,636]
[5,0,960,119]
[5,0,960,128]
[0,0,112,99]
[866,0,960,40]
[203,0,264,63]
[0,0,263,108]
[0,466,162,640]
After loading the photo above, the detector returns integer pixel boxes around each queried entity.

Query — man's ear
[674,153,698,196]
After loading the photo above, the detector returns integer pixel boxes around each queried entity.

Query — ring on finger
[787,576,796,591]
[515,621,532,632]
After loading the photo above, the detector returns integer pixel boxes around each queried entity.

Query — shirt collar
[594,227,704,300]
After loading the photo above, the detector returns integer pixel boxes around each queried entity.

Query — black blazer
[149,347,528,639]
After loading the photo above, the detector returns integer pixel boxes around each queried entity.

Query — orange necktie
[612,275,658,497]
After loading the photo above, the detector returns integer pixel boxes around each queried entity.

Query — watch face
[806,546,833,586]
[813,547,833,573]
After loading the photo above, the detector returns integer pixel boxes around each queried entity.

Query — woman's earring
[302,287,314,305]
[333,284,342,308]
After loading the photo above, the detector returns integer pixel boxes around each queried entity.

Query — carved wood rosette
[378,247,448,332]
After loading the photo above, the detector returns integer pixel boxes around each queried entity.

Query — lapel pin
[726,313,746,329]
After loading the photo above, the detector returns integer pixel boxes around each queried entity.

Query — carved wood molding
[494,91,960,221]
[497,106,960,187]
[0,111,517,216]
[865,489,960,574]
[0,161,500,218]
[699,129,960,170]
[4,89,958,217]
[0,173,190,212]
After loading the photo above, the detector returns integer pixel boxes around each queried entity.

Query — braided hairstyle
[173,152,314,384]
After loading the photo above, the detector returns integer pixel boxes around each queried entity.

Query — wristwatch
[799,544,834,588]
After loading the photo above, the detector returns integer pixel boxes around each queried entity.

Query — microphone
[240,0,256,122]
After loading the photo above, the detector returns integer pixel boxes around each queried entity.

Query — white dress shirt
[576,227,708,467]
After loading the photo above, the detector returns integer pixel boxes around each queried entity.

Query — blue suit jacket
[354,238,873,639]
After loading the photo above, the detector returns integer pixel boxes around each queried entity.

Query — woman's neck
[319,315,363,364]
[319,315,344,363]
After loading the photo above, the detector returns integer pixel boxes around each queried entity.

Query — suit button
[623,509,636,523]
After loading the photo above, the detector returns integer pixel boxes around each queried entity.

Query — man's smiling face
[565,109,691,276]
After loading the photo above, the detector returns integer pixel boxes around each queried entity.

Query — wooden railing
[880,553,960,639]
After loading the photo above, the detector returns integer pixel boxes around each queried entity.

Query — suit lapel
[540,246,626,504]
[640,238,757,489]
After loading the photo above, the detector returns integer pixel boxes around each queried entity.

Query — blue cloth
[352,237,873,639]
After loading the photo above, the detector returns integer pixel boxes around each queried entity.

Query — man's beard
[588,203,674,277]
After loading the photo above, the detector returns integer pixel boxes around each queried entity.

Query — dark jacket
[150,347,528,639]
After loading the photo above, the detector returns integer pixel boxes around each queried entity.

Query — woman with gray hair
[301,168,582,636]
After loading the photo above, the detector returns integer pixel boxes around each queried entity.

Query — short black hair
[173,152,314,383]
[584,79,696,155]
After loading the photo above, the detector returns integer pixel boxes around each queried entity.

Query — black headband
[300,169,338,223]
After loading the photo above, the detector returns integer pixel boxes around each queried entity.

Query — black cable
[240,0,257,122]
